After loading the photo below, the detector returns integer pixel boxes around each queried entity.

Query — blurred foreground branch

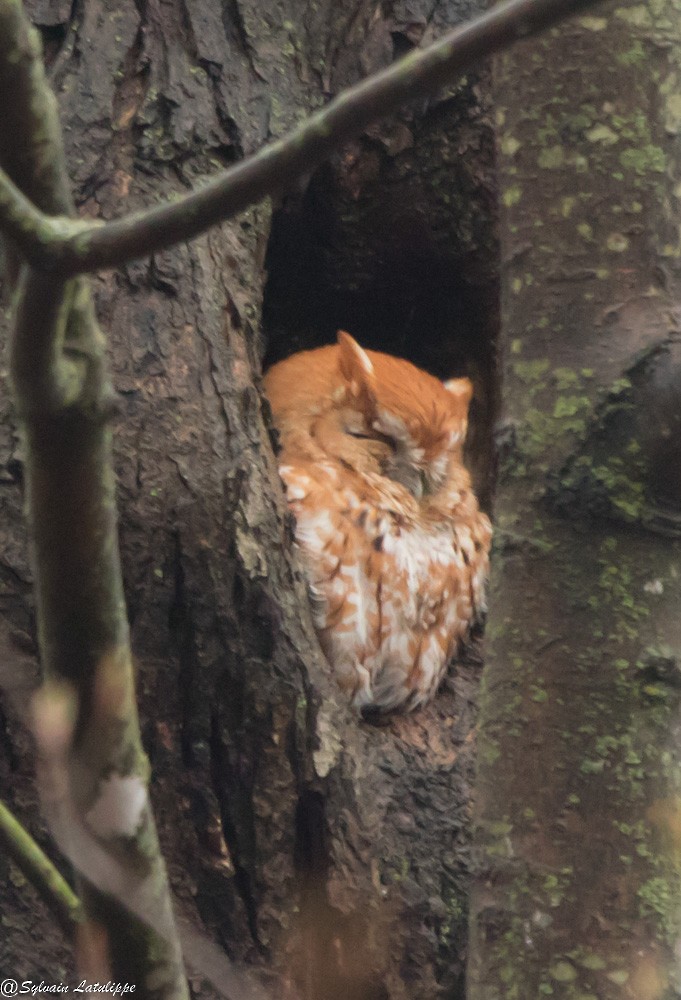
[0,0,602,277]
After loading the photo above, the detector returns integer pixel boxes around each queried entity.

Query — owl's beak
[387,463,424,500]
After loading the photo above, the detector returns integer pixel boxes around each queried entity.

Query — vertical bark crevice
[209,709,263,951]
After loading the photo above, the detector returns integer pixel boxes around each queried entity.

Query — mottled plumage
[265,332,491,713]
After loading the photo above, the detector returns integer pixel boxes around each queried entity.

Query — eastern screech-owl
[265,332,492,713]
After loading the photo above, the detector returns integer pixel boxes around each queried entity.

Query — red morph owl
[265,331,492,714]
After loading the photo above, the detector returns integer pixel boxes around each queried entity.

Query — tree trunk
[469,2,681,997]
[0,1,496,996]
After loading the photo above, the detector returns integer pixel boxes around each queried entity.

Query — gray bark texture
[0,1,496,996]
[469,3,681,997]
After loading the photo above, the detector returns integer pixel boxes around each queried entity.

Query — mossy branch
[0,0,602,277]
[0,2,189,994]
[10,270,90,414]
[0,0,74,285]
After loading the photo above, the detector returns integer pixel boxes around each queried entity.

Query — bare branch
[0,3,73,216]
[0,797,83,938]
[10,270,90,414]
[0,0,74,284]
[0,163,58,262]
[1,3,190,993]
[0,0,603,278]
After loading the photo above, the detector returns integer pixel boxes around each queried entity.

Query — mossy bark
[469,3,681,998]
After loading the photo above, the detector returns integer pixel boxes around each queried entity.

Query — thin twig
[0,798,83,938]
[0,0,603,277]
[32,694,278,1000]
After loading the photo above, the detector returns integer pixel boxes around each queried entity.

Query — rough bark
[0,4,190,993]
[0,1,495,998]
[469,3,681,997]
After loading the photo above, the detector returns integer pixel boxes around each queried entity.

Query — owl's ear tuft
[444,377,473,409]
[337,331,376,402]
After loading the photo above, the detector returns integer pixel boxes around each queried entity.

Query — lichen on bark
[469,3,681,997]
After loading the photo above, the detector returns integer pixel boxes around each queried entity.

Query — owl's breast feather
[278,459,490,713]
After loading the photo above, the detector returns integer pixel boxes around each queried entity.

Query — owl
[265,331,492,714]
